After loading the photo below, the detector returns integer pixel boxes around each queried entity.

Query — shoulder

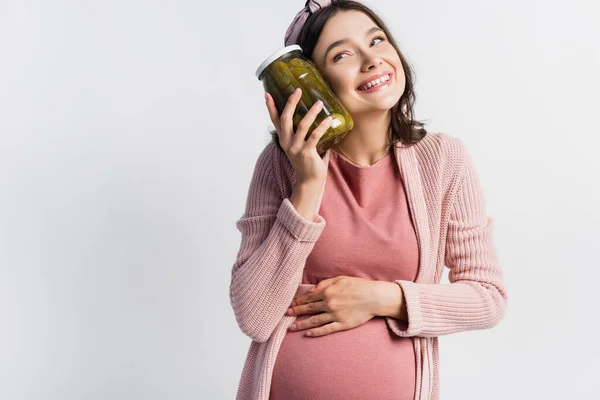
[410,131,470,196]
[411,131,468,169]
[411,131,467,162]
[253,141,294,196]
[249,142,278,185]
[254,141,290,171]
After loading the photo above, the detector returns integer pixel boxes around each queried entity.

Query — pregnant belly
[269,315,416,400]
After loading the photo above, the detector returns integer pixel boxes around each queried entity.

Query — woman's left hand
[285,276,382,337]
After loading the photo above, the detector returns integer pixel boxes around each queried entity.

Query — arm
[385,144,508,337]
[230,143,326,342]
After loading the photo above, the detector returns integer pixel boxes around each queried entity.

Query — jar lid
[255,45,302,80]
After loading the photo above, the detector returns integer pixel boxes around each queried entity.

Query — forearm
[385,280,507,337]
[231,198,326,342]
[289,179,324,222]
[373,281,408,321]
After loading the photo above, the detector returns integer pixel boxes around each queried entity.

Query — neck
[335,110,392,165]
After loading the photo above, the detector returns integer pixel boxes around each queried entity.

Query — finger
[293,290,325,306]
[305,115,333,148]
[289,310,332,331]
[293,100,324,146]
[305,321,342,337]
[265,92,281,133]
[281,88,302,137]
[287,300,326,317]
[291,313,333,331]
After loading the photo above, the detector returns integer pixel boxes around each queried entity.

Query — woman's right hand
[265,88,333,184]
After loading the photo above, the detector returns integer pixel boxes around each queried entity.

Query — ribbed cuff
[276,198,326,243]
[386,280,424,337]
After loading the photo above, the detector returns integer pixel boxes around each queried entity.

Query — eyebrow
[323,26,384,63]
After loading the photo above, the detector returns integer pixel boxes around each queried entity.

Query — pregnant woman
[230,1,508,399]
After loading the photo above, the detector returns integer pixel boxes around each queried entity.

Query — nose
[361,54,383,72]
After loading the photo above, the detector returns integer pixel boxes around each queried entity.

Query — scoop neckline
[332,148,392,170]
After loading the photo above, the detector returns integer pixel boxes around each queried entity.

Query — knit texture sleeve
[387,142,508,337]
[230,143,326,342]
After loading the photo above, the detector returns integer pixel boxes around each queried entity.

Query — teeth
[360,74,390,91]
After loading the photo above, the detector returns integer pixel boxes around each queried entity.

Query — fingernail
[290,324,297,330]
[315,100,323,107]
[294,88,301,95]
[291,301,296,306]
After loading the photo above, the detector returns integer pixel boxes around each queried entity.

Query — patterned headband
[284,0,333,46]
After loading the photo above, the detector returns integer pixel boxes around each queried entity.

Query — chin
[345,93,402,115]
[375,96,401,111]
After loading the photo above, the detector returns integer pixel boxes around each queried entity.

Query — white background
[1,0,598,399]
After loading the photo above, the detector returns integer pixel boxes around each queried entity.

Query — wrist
[290,179,324,222]
[374,281,408,321]
[295,177,325,189]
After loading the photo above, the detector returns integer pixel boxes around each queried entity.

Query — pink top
[230,132,508,400]
[269,149,419,400]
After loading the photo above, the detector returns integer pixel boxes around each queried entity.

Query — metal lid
[255,45,302,80]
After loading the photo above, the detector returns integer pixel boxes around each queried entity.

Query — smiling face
[310,10,406,116]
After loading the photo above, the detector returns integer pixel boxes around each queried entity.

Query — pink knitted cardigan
[230,132,508,400]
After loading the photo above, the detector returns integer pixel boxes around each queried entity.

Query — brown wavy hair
[268,0,427,155]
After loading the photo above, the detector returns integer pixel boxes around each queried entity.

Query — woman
[230,1,508,399]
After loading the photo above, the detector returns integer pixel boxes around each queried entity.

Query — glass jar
[255,45,353,154]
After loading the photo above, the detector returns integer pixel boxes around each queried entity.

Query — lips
[356,71,393,90]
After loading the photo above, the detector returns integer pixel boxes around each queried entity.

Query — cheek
[390,62,406,90]
[387,50,404,73]
[324,72,352,91]
[323,77,356,102]
[321,67,353,90]
[397,70,406,88]
[340,77,358,94]
[319,72,338,92]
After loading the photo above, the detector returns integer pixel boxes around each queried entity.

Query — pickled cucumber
[329,113,345,130]
[263,73,288,116]
[288,57,353,133]
[292,113,303,130]
[294,107,325,138]
[267,61,311,115]
[265,61,315,134]
[287,58,313,81]
[321,113,346,141]
[288,57,337,108]
[289,58,335,95]
[271,61,292,87]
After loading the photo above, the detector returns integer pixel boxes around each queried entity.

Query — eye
[371,35,385,45]
[332,36,387,63]
[333,52,347,62]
